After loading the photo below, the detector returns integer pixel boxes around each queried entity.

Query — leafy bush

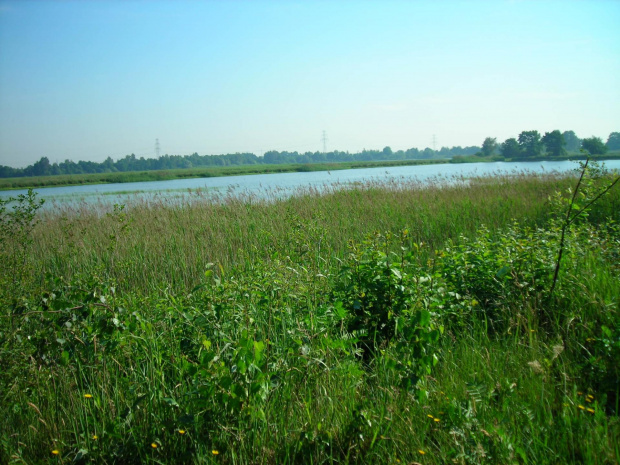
[439,224,556,331]
[0,189,45,302]
[332,231,442,392]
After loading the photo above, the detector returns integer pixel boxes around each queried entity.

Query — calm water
[2,160,619,209]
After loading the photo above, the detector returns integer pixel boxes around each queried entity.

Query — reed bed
[1,169,618,464]
[29,171,598,295]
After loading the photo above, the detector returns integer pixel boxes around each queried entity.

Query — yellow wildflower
[427,414,434,419]
[83,394,93,399]
[151,443,158,449]
[52,449,60,455]
[418,449,426,455]
[434,417,440,422]
[578,405,585,410]
[212,449,220,455]
[178,430,186,435]
[587,408,595,414]
[92,435,98,440]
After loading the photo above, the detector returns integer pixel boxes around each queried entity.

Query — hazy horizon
[1,0,619,169]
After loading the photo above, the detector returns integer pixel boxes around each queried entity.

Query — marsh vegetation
[0,164,619,464]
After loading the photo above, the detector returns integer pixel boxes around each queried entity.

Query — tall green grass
[0,169,618,464]
[27,171,610,295]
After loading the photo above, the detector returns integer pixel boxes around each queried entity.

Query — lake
[1,160,619,209]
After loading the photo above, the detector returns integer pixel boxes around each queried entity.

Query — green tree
[263,151,281,164]
[102,156,117,173]
[581,136,608,155]
[481,137,498,157]
[27,157,51,176]
[421,148,435,159]
[518,130,543,158]
[606,132,620,151]
[562,130,581,152]
[500,138,521,159]
[542,130,566,157]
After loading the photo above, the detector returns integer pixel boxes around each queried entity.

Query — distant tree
[393,149,405,160]
[562,130,581,152]
[421,148,435,159]
[263,151,281,164]
[310,151,327,163]
[382,146,393,158]
[581,136,608,155]
[518,130,543,158]
[0,165,19,177]
[30,157,51,176]
[606,132,620,151]
[59,159,80,174]
[481,137,498,157]
[405,147,420,159]
[102,156,117,172]
[463,146,481,156]
[542,130,566,157]
[501,138,521,159]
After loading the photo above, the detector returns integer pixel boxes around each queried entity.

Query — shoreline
[1,154,618,191]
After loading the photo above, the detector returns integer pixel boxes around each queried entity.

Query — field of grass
[0,159,450,191]
[1,165,619,464]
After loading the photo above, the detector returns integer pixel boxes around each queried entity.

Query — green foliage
[0,146,481,182]
[333,231,414,355]
[542,129,567,157]
[0,188,44,254]
[518,130,543,158]
[439,224,556,331]
[189,331,271,423]
[582,136,609,155]
[607,132,620,151]
[0,188,45,304]
[563,130,582,152]
[0,159,448,190]
[481,137,498,157]
[1,173,619,463]
[500,137,521,159]
[332,231,442,391]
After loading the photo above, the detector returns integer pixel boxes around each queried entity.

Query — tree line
[480,131,619,160]
[1,131,618,179]
[0,145,479,179]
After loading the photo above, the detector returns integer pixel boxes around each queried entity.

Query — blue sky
[0,0,619,168]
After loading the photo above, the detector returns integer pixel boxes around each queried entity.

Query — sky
[0,1,619,168]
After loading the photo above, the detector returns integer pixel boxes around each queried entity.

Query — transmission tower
[432,134,437,152]
[321,130,328,153]
[155,139,161,158]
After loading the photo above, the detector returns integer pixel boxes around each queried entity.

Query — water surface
[2,160,618,209]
